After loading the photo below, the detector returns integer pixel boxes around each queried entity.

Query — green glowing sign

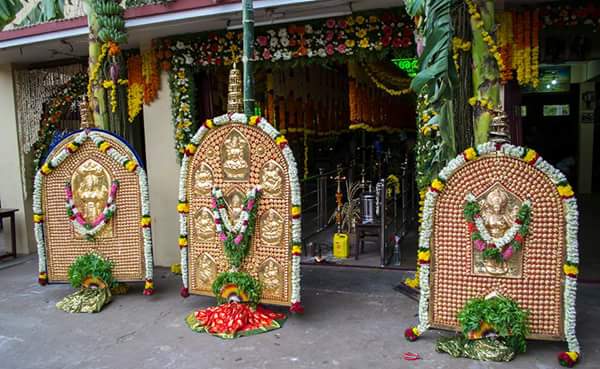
[392,58,419,77]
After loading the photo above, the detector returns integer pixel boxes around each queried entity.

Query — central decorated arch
[178,113,302,308]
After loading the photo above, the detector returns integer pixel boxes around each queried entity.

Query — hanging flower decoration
[127,54,144,122]
[452,37,471,72]
[156,11,413,70]
[31,73,87,169]
[211,187,262,269]
[102,78,129,113]
[65,180,119,241]
[33,130,154,295]
[142,46,161,104]
[406,142,580,364]
[494,9,540,88]
[155,10,414,156]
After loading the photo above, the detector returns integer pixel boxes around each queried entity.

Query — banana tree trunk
[471,0,499,145]
[83,0,108,129]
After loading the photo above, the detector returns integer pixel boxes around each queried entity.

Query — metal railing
[300,167,338,240]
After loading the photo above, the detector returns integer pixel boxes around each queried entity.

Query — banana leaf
[0,0,22,30]
[17,0,65,27]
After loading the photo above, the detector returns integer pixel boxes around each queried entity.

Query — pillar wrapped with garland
[466,0,500,145]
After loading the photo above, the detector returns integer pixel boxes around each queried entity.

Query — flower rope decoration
[406,142,580,364]
[464,192,531,263]
[210,186,262,269]
[65,180,119,241]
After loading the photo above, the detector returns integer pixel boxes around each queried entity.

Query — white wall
[143,71,180,267]
[0,64,33,255]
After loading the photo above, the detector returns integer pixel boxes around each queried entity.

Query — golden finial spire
[227,64,243,114]
[489,110,511,144]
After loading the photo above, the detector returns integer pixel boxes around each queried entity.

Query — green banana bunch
[98,28,127,44]
[93,0,123,16]
[98,15,124,30]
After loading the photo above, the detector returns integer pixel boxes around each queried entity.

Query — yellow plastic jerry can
[333,233,350,259]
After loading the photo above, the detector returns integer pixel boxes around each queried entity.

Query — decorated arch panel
[179,114,302,307]
[412,142,579,354]
[34,130,153,286]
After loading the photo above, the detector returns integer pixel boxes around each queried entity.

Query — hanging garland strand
[210,187,262,269]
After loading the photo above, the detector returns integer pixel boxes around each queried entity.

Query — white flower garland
[465,193,532,250]
[33,130,154,283]
[415,142,579,354]
[178,114,302,306]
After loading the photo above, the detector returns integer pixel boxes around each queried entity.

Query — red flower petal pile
[194,303,286,336]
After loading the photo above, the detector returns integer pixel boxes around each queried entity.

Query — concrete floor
[1,258,599,369]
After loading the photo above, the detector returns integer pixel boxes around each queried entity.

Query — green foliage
[463,201,480,222]
[67,252,114,289]
[17,0,65,28]
[0,0,22,30]
[482,247,502,263]
[404,0,457,191]
[215,190,261,269]
[458,296,529,354]
[212,272,262,305]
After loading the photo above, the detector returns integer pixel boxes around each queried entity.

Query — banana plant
[405,0,457,189]
[0,0,23,30]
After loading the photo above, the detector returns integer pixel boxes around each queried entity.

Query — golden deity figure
[194,163,213,196]
[72,159,110,221]
[194,208,215,239]
[476,186,521,276]
[196,253,216,287]
[480,187,519,238]
[221,130,249,180]
[261,161,283,197]
[260,259,281,295]
[226,191,245,225]
[260,210,284,246]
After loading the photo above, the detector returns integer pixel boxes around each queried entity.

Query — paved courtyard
[1,258,599,369]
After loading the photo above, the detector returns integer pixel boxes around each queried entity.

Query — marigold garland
[452,37,471,72]
[102,79,129,113]
[496,12,514,82]
[142,48,160,104]
[465,0,507,82]
[127,54,144,122]
[500,9,539,87]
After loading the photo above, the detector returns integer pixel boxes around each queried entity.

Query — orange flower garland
[531,9,540,88]
[523,11,531,85]
[496,12,513,83]
[142,48,160,105]
[504,9,539,87]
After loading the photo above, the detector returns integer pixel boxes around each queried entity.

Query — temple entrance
[190,61,419,269]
